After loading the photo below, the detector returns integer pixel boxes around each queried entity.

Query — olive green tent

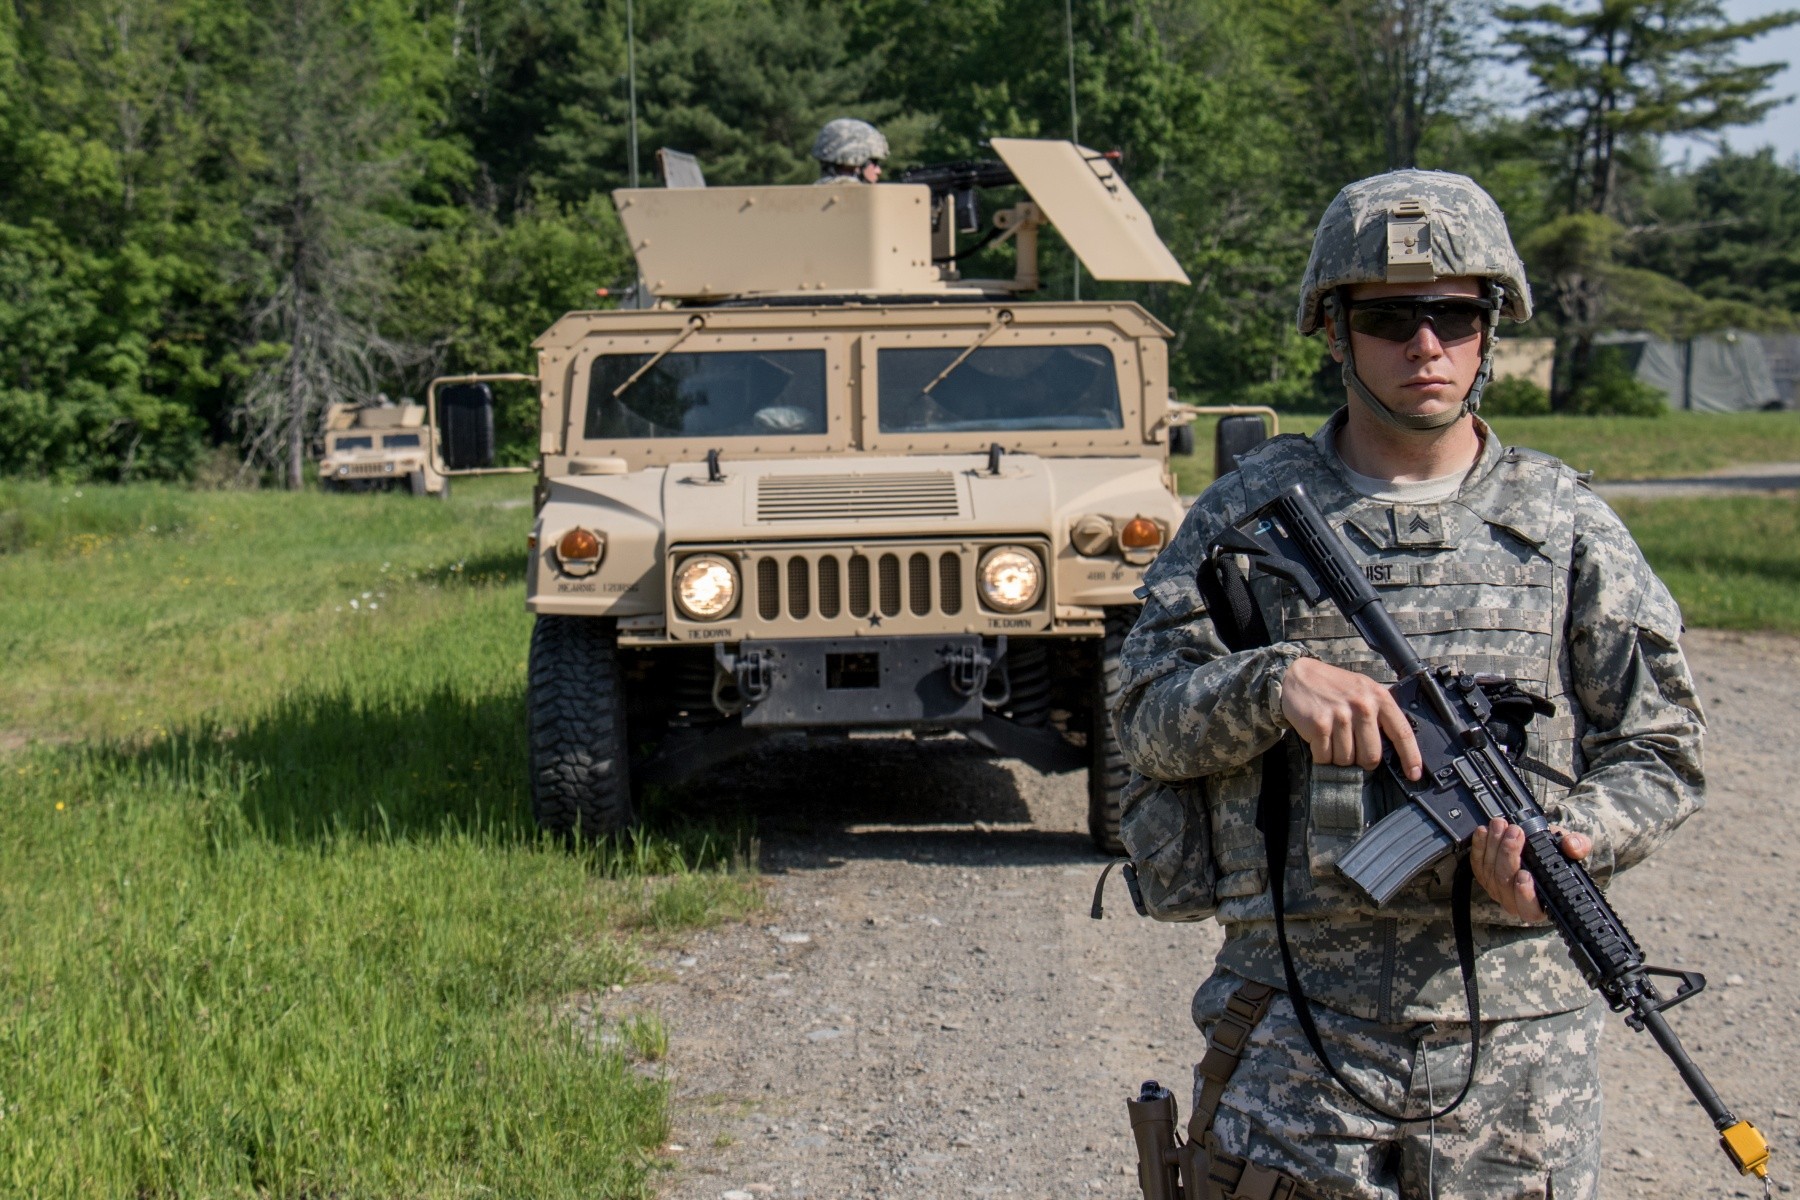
[1594,330,1785,411]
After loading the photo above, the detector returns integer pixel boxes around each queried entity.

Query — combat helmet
[811,118,889,170]
[1298,169,1532,431]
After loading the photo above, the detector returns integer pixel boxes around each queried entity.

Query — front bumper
[722,636,994,728]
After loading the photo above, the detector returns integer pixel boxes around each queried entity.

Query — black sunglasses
[1348,296,1497,343]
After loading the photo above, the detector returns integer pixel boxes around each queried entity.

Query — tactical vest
[1206,423,1584,924]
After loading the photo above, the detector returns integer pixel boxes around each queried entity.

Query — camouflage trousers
[1192,969,1604,1200]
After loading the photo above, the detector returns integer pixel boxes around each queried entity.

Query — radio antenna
[1065,0,1081,300]
[626,0,640,188]
[1065,0,1079,146]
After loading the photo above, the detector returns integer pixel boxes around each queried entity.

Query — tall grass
[0,477,759,1198]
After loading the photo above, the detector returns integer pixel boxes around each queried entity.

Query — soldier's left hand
[1470,819,1592,923]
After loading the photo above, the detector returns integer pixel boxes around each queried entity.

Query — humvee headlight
[555,527,604,577]
[673,554,738,620]
[1119,517,1163,551]
[977,546,1043,613]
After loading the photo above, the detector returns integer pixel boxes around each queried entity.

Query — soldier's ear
[1322,313,1346,363]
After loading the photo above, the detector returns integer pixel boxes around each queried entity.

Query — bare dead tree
[1291,0,1484,177]
[233,0,415,490]
[1333,0,1484,170]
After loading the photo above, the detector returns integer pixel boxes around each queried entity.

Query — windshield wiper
[921,309,1013,396]
[611,314,707,400]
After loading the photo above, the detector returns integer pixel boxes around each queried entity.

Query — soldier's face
[859,161,883,183]
[1328,278,1485,420]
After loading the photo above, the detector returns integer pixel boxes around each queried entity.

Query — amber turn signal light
[1119,517,1162,550]
[558,527,601,561]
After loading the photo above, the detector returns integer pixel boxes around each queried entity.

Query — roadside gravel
[603,629,1799,1200]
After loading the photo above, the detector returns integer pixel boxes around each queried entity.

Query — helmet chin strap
[1324,288,1501,434]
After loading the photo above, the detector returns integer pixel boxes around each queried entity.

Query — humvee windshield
[877,345,1122,433]
[585,349,829,439]
[335,435,374,450]
[384,433,422,448]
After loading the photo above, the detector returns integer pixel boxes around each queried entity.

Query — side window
[585,349,828,439]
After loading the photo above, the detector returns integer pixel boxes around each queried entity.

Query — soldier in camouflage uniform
[811,117,887,185]
[1114,170,1705,1200]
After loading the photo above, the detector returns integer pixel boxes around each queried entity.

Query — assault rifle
[1197,483,1771,1182]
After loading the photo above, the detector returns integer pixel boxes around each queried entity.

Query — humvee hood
[651,452,1171,542]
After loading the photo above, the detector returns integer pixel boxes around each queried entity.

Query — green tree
[393,197,636,458]
[1499,0,1800,217]
[1631,149,1800,315]
[0,0,250,480]
[1280,0,1488,176]
[536,0,884,197]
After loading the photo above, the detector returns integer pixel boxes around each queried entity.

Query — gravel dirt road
[1593,462,1800,500]
[607,629,1799,1200]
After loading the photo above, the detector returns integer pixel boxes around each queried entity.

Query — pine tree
[1500,0,1800,217]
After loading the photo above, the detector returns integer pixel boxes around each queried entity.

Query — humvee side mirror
[439,382,497,470]
[1168,425,1196,456]
[1214,414,1269,479]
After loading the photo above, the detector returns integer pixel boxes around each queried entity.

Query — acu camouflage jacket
[1114,411,1706,1021]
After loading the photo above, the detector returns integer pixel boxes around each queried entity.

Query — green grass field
[0,476,758,1198]
[1171,409,1800,495]
[1610,495,1800,633]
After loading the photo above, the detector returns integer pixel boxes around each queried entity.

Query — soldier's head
[811,118,888,184]
[1298,170,1531,435]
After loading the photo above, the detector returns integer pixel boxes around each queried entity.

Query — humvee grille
[755,472,962,522]
[338,462,394,477]
[717,542,989,633]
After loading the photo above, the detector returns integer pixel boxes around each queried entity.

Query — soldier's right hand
[1279,657,1423,780]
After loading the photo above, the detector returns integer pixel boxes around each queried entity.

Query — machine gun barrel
[893,158,1018,196]
[1212,483,1772,1183]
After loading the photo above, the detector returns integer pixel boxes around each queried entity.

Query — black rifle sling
[1196,553,1270,654]
[1200,547,1482,1123]
[1259,760,1483,1122]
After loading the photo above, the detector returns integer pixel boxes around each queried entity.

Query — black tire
[436,476,451,501]
[1214,413,1269,480]
[1088,606,1136,855]
[527,616,636,838]
[408,469,428,497]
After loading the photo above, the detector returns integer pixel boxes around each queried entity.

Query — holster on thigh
[1187,982,1324,1200]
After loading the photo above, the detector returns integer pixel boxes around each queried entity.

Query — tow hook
[715,644,774,705]
[941,640,996,698]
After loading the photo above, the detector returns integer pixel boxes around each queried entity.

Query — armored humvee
[437,139,1245,853]
[318,400,450,497]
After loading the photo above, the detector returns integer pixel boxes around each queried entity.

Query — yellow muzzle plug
[1721,1119,1771,1179]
